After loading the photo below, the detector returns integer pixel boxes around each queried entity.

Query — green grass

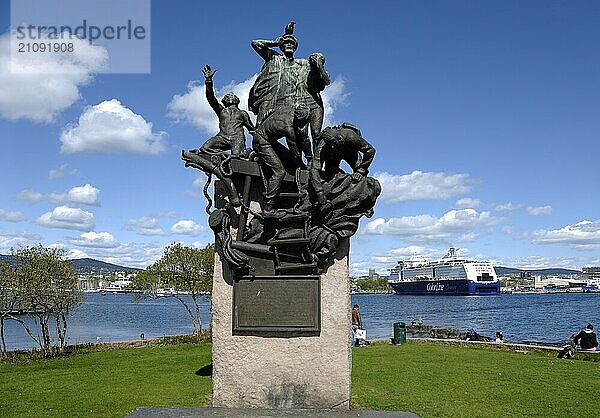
[1,341,599,417]
[0,343,212,418]
[352,341,600,417]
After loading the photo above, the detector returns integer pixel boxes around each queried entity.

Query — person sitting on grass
[573,323,598,351]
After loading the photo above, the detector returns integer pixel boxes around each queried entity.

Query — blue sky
[1,0,599,273]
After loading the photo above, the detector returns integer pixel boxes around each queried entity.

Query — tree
[8,246,83,355]
[132,243,214,334]
[355,277,391,292]
[0,261,18,357]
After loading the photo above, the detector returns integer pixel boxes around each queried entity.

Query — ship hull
[389,279,500,296]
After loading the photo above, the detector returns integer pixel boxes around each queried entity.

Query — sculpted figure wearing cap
[249,22,329,138]
[249,22,330,212]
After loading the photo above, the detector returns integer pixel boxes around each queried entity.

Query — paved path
[371,337,563,352]
[128,407,418,417]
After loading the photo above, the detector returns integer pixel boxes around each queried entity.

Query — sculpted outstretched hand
[203,65,216,81]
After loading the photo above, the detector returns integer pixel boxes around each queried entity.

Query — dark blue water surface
[2,292,212,351]
[3,292,599,350]
[354,292,600,344]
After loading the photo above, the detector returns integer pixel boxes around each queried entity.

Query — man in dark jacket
[573,323,598,351]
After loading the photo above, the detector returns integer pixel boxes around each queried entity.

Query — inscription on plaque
[233,275,320,335]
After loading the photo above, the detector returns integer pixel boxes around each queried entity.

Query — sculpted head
[318,126,344,148]
[309,52,325,65]
[279,34,298,57]
[222,92,240,107]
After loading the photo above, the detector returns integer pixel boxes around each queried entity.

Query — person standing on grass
[573,323,598,351]
[351,304,363,347]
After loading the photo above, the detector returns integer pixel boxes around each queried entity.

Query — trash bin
[393,322,406,345]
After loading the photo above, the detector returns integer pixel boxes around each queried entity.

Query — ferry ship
[388,248,500,296]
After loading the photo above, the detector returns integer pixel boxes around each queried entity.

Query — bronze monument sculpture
[184,22,380,410]
[182,21,380,278]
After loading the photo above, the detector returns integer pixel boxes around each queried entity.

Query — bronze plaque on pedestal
[233,275,320,336]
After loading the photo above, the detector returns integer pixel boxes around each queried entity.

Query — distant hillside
[0,255,140,274]
[495,266,581,276]
[70,258,141,274]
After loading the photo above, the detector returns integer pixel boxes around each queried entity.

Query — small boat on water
[388,247,501,296]
[156,288,176,297]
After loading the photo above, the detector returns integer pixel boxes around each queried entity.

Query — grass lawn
[1,341,599,417]
[0,343,212,417]
[352,341,600,417]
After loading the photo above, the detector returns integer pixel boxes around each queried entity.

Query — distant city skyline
[1,1,599,274]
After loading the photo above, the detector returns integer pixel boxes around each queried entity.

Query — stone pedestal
[211,239,351,410]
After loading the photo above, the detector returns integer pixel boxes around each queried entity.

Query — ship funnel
[444,247,458,259]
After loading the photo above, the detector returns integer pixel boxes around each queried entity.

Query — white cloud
[66,184,100,206]
[495,202,521,211]
[189,241,210,250]
[167,74,258,134]
[527,205,552,216]
[17,189,44,202]
[170,240,210,250]
[371,255,395,264]
[389,245,438,258]
[67,242,164,269]
[349,256,398,277]
[60,100,167,154]
[363,209,500,243]
[48,243,89,260]
[36,206,95,231]
[531,220,600,250]
[66,248,90,259]
[49,164,78,180]
[455,198,480,208]
[16,184,100,206]
[97,244,164,269]
[170,220,204,236]
[322,75,349,127]
[0,32,107,122]
[68,231,119,248]
[0,235,29,253]
[349,261,370,276]
[375,171,476,203]
[0,232,43,253]
[0,209,25,222]
[128,217,157,228]
[127,217,165,236]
